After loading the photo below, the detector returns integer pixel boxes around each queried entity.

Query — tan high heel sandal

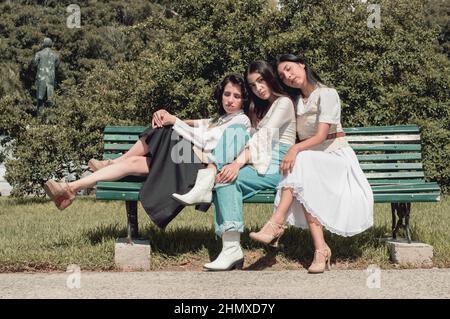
[249,220,287,248]
[43,179,76,210]
[308,246,332,274]
[87,159,113,172]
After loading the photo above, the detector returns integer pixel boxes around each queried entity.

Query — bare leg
[305,211,327,263]
[111,136,149,164]
[269,188,328,252]
[69,156,149,192]
[248,187,294,247]
[271,187,294,225]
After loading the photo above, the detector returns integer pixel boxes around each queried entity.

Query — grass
[0,195,449,272]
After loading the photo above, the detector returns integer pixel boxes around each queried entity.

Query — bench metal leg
[126,201,139,242]
[391,202,412,244]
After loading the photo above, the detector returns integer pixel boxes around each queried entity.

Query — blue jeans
[213,143,291,236]
[208,124,250,170]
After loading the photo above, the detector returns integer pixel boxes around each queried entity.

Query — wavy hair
[274,54,324,97]
[212,73,250,120]
[245,60,287,127]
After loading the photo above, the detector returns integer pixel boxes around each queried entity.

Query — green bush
[1,0,449,196]
[416,119,450,193]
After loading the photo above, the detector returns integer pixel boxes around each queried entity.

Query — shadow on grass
[142,225,221,258]
[244,246,278,270]
[81,221,390,267]
[243,225,390,269]
[83,223,221,255]
[83,223,127,245]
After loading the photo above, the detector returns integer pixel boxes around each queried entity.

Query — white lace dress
[274,87,374,236]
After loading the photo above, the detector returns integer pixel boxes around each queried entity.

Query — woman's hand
[152,110,176,128]
[161,113,176,126]
[216,162,240,184]
[152,109,166,128]
[280,145,299,176]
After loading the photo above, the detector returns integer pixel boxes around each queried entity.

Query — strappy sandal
[308,246,332,273]
[249,220,287,247]
[43,179,76,210]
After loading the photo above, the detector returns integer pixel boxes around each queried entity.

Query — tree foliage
[1,0,449,196]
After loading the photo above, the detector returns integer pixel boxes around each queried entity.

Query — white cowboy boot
[203,231,244,271]
[172,168,216,205]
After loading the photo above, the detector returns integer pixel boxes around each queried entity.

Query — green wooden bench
[95,124,441,243]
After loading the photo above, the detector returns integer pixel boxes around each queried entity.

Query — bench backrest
[102,124,425,183]
[345,125,426,184]
[97,124,440,203]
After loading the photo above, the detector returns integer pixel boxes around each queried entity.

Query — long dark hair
[213,73,250,120]
[245,60,286,126]
[274,54,324,97]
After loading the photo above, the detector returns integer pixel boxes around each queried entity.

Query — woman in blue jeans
[203,61,297,271]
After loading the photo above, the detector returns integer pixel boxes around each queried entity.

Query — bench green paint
[95,124,441,243]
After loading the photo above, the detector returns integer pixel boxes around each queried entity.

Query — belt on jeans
[299,132,346,143]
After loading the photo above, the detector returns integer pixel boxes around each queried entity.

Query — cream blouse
[172,110,251,163]
[173,110,251,152]
[296,85,349,152]
[247,96,296,174]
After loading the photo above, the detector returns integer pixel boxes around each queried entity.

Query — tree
[1,0,449,196]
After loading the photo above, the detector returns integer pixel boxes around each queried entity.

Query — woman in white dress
[249,54,374,273]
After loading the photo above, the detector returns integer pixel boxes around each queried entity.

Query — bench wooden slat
[371,183,440,191]
[96,190,139,201]
[104,126,148,134]
[96,178,434,192]
[104,143,136,151]
[247,192,441,203]
[97,181,440,193]
[240,185,440,195]
[103,153,122,160]
[102,124,420,135]
[350,144,421,151]
[372,187,440,194]
[103,136,422,144]
[100,162,427,172]
[230,192,441,203]
[343,125,419,134]
[96,181,440,204]
[356,153,422,162]
[373,193,441,202]
[365,171,424,179]
[368,178,426,185]
[95,191,441,203]
[103,143,424,152]
[96,179,432,189]
[253,183,440,194]
[346,135,420,142]
[360,163,423,171]
[97,181,143,190]
[104,134,140,142]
